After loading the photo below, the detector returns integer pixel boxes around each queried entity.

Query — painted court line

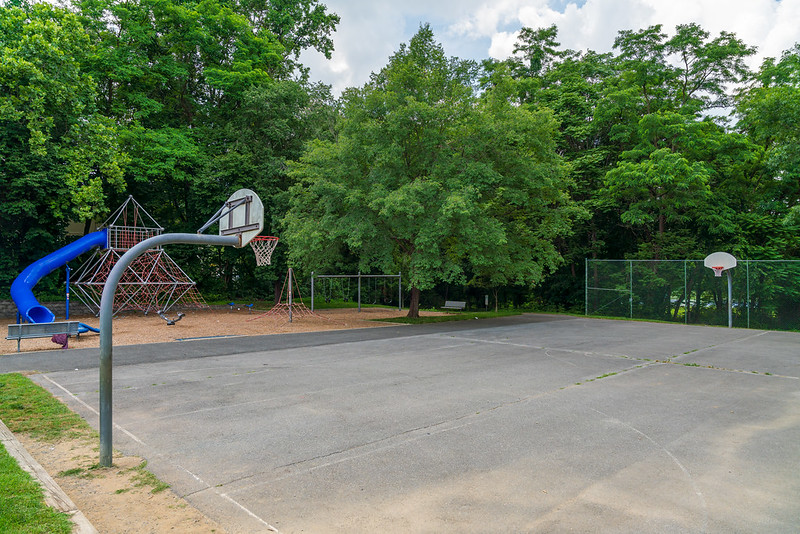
[41,375,147,446]
[42,375,281,533]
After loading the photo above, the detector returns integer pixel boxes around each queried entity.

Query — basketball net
[249,236,279,266]
[711,266,725,277]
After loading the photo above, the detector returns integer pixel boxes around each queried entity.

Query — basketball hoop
[703,251,737,329]
[249,236,279,266]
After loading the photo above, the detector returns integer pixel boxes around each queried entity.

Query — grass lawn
[0,440,74,534]
[0,373,83,533]
[374,309,524,324]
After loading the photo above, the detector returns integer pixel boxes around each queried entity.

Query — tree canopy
[283,26,582,316]
[1,6,798,317]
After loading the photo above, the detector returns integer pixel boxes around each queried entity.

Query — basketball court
[2,314,798,533]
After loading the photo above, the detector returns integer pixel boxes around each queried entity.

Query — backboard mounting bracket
[197,189,264,247]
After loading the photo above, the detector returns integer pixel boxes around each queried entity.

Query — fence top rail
[586,288,631,293]
[588,258,800,263]
[312,273,401,279]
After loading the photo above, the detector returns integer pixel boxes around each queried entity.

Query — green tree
[284,26,581,317]
[602,111,763,259]
[734,44,800,259]
[599,24,757,261]
[0,2,126,292]
[73,0,288,227]
[494,23,760,310]
[509,24,566,79]
[737,45,800,213]
[611,23,754,117]
[190,80,327,298]
[72,0,339,294]
[603,124,713,259]
[486,27,623,307]
[667,23,755,113]
[233,0,340,79]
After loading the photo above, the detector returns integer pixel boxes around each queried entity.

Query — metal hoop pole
[99,233,239,467]
[727,270,733,328]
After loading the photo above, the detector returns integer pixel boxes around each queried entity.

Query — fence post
[684,260,688,324]
[584,258,588,316]
[629,260,633,319]
[746,260,750,329]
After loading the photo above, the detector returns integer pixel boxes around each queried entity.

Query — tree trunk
[406,287,420,318]
[672,291,684,320]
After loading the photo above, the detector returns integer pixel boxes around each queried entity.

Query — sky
[300,0,800,96]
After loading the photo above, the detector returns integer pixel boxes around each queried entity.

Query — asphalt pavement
[2,314,798,533]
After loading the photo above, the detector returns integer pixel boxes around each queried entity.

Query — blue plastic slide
[10,229,108,324]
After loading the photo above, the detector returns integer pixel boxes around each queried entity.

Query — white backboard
[219,188,264,247]
[704,251,737,271]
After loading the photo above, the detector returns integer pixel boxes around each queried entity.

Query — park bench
[442,300,466,311]
[6,321,81,353]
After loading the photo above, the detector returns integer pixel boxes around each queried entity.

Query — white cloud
[488,31,520,58]
[302,0,799,95]
[455,0,799,66]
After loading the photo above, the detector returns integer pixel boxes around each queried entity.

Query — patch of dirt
[17,433,227,533]
[2,306,444,354]
[4,306,448,532]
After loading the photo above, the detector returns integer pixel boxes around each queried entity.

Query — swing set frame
[310,272,402,312]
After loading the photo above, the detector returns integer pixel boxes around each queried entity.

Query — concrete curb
[0,418,97,534]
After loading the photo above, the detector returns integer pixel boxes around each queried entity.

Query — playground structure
[310,272,402,312]
[250,267,317,323]
[70,196,206,317]
[8,195,210,343]
[10,229,108,327]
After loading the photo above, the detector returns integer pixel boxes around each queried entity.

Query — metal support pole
[310,272,315,312]
[398,272,402,311]
[288,268,293,323]
[358,271,361,312]
[65,266,71,320]
[727,270,733,328]
[99,233,239,467]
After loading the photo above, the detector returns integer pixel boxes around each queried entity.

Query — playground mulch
[1,307,446,354]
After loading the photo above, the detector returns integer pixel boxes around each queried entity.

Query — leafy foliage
[284,26,582,316]
[0,3,126,292]
[0,8,798,320]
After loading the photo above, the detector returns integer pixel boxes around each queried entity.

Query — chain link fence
[585,259,800,331]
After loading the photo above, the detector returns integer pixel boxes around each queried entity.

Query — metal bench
[6,321,81,353]
[442,300,466,311]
